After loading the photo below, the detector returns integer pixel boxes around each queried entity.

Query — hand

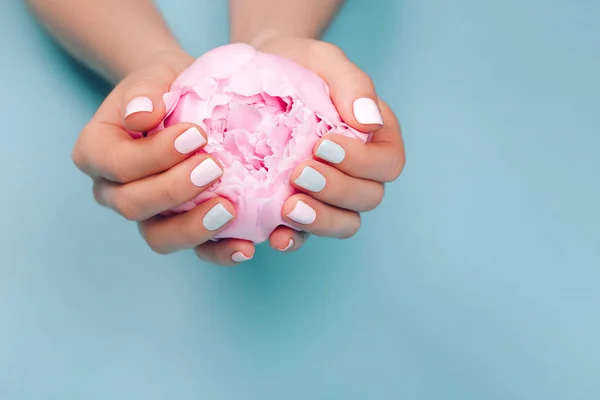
[72,48,257,265]
[251,36,406,251]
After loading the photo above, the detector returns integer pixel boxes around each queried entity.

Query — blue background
[1,0,599,398]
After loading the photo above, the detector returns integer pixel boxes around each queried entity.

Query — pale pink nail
[174,127,206,154]
[125,96,153,117]
[353,98,383,125]
[190,158,222,187]
[287,201,316,225]
[232,252,252,263]
[278,239,295,252]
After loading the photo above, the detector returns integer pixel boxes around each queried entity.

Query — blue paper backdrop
[1,0,599,399]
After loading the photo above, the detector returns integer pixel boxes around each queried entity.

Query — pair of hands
[72,37,405,266]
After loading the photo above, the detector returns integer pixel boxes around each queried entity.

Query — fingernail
[190,158,222,187]
[315,140,345,164]
[125,96,153,117]
[203,203,234,231]
[231,252,253,263]
[294,166,326,193]
[353,98,383,125]
[174,127,207,154]
[278,239,295,252]
[287,201,317,225]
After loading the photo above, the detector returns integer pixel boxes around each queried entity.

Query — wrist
[242,30,284,49]
[113,41,189,82]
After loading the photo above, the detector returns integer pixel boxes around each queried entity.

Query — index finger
[72,121,208,183]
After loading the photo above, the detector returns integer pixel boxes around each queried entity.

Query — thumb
[121,62,185,133]
[308,42,383,131]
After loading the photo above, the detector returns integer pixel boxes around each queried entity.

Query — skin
[25,0,405,266]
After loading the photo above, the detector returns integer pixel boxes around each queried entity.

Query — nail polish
[287,201,317,225]
[278,239,295,252]
[231,252,253,263]
[203,204,233,231]
[125,96,153,117]
[353,98,383,125]
[315,140,346,164]
[190,158,222,187]
[174,127,206,154]
[294,166,326,193]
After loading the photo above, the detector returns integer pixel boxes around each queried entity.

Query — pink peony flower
[147,44,369,243]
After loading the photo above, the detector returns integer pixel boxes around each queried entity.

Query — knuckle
[150,145,171,172]
[341,214,361,239]
[105,142,143,183]
[139,224,171,255]
[194,247,207,261]
[71,146,86,170]
[113,192,140,221]
[127,65,173,95]
[384,152,406,182]
[147,239,170,255]
[363,184,385,211]
[71,125,94,171]
[181,214,205,248]
[160,178,180,206]
[312,41,345,58]
[344,70,374,89]
[106,146,130,183]
[92,180,105,206]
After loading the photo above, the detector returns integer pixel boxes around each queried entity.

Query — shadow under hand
[183,236,352,336]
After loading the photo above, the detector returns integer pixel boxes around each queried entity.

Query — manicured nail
[315,140,345,164]
[231,252,253,263]
[125,96,153,117]
[287,201,317,225]
[190,158,222,187]
[353,98,383,125]
[174,127,206,154]
[278,239,295,252]
[294,166,326,193]
[203,203,234,231]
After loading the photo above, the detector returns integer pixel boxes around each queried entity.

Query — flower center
[203,94,295,174]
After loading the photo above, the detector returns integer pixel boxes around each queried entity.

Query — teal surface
[1,1,599,398]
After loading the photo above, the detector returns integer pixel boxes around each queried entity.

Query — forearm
[228,0,344,46]
[25,0,181,83]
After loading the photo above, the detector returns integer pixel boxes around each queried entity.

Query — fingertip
[195,239,255,266]
[125,96,154,118]
[231,247,255,264]
[352,97,384,128]
[283,195,317,226]
[173,125,208,155]
[202,199,236,232]
[278,238,295,252]
[228,241,255,265]
[268,227,295,251]
[220,199,237,219]
[314,136,347,165]
[123,94,166,133]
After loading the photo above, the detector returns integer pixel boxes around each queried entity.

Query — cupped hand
[72,48,257,266]
[251,36,406,253]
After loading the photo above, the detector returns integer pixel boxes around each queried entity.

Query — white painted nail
[190,158,222,187]
[287,201,317,225]
[203,203,233,231]
[315,140,345,164]
[125,96,153,117]
[294,167,326,193]
[278,239,295,252]
[353,98,383,125]
[174,127,206,154]
[231,252,253,263]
